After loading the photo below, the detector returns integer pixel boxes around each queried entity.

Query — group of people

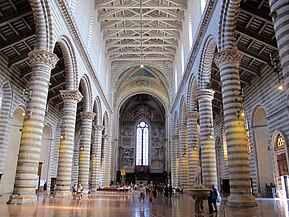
[72,183,84,200]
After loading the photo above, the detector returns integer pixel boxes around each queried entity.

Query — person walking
[211,185,218,212]
[77,183,84,200]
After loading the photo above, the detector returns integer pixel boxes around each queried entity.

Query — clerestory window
[136,121,149,166]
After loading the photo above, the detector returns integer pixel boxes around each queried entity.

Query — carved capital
[28,50,59,69]
[214,49,242,68]
[179,123,187,131]
[80,112,96,120]
[196,89,215,101]
[93,124,104,131]
[60,90,83,102]
[187,111,199,120]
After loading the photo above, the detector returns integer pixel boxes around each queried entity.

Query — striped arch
[78,75,92,112]
[57,36,79,90]
[218,0,241,50]
[173,111,178,132]
[93,96,102,126]
[0,80,13,174]
[179,96,187,125]
[187,74,198,112]
[30,0,55,51]
[103,111,109,134]
[198,36,217,89]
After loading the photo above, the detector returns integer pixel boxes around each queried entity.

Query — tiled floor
[0,192,288,217]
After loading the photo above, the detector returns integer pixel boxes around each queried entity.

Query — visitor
[72,183,77,199]
[77,183,84,200]
[168,185,173,197]
[139,184,146,202]
[211,185,218,213]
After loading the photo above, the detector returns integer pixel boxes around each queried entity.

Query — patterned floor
[0,192,288,217]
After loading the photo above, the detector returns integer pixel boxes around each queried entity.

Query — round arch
[218,0,240,51]
[271,130,289,199]
[198,35,217,89]
[252,105,273,196]
[179,96,187,125]
[31,0,55,51]
[187,75,198,112]
[93,96,102,126]
[55,36,79,90]
[78,75,92,112]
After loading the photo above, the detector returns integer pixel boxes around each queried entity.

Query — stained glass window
[277,134,284,148]
[136,121,149,166]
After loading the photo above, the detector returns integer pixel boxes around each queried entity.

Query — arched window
[136,121,149,165]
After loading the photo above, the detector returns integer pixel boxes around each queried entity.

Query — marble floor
[0,192,288,217]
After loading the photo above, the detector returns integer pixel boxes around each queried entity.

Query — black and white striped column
[55,90,82,198]
[215,49,256,207]
[178,123,189,190]
[269,0,289,93]
[171,135,178,187]
[196,89,217,187]
[90,125,103,192]
[186,111,199,188]
[102,134,112,186]
[78,112,95,192]
[8,50,58,204]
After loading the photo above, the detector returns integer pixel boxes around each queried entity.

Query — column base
[7,194,37,205]
[227,194,257,207]
[54,191,72,198]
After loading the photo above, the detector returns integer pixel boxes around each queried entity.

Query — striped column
[78,112,95,192]
[214,49,256,207]
[269,0,289,94]
[55,90,82,198]
[186,111,199,188]
[196,89,217,187]
[90,125,103,192]
[178,124,189,190]
[171,135,178,187]
[102,134,112,186]
[8,50,58,204]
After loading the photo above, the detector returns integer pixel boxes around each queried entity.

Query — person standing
[77,183,84,200]
[211,185,218,212]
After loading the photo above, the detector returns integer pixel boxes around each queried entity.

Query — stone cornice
[80,112,96,120]
[57,0,112,114]
[214,49,242,68]
[196,89,215,101]
[60,90,83,102]
[170,0,216,113]
[29,50,59,69]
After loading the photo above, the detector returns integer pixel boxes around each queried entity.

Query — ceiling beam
[0,9,32,28]
[105,36,178,40]
[96,5,184,10]
[238,47,269,65]
[111,57,174,61]
[99,16,182,21]
[236,28,277,50]
[103,26,181,31]
[109,51,173,55]
[0,31,35,50]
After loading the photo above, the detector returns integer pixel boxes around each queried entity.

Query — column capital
[28,50,59,68]
[196,89,215,101]
[186,111,199,120]
[60,90,83,102]
[179,123,187,131]
[93,124,104,131]
[80,111,96,120]
[214,49,242,68]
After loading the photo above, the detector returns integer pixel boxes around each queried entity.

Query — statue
[194,165,202,188]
